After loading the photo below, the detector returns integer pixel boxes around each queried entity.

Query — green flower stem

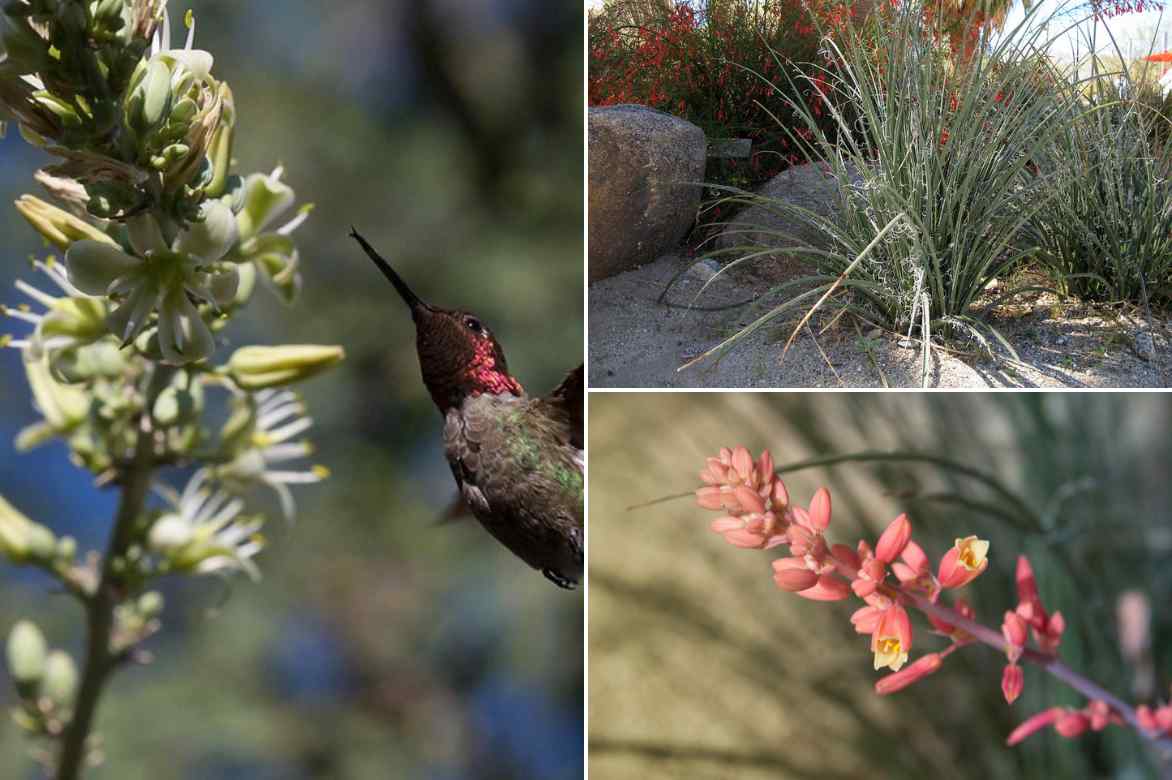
[55,365,173,780]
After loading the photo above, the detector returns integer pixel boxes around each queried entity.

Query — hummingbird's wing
[444,394,584,588]
[545,364,583,451]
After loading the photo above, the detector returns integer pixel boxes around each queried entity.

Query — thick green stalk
[54,367,170,780]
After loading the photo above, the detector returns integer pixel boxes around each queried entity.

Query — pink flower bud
[807,487,831,531]
[1054,711,1089,739]
[1156,704,1172,734]
[1015,555,1039,605]
[875,652,943,695]
[771,478,789,509]
[696,486,730,511]
[757,450,774,483]
[850,605,884,634]
[733,485,765,515]
[851,578,878,598]
[1087,700,1112,731]
[731,446,754,483]
[1002,611,1028,663]
[709,516,743,533]
[1001,663,1024,704]
[795,574,851,601]
[1137,704,1158,733]
[772,558,819,592]
[830,543,860,573]
[1007,707,1063,746]
[900,540,929,573]
[875,513,911,564]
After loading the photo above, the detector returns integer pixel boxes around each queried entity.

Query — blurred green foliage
[1,1,583,778]
[590,393,1172,779]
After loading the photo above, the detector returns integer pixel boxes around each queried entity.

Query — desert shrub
[588,0,860,186]
[1028,63,1172,304]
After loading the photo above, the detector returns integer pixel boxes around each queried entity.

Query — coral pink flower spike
[694,447,1169,753]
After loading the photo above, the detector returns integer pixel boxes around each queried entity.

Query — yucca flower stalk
[0,2,344,777]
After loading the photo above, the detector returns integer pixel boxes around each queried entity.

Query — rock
[686,258,721,283]
[588,105,706,282]
[1135,329,1156,361]
[716,161,864,284]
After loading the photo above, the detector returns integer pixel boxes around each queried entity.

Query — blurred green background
[0,1,583,778]
[590,393,1172,779]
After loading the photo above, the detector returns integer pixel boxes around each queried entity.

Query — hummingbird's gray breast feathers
[443,393,584,588]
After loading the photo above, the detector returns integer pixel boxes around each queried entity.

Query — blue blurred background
[1,1,583,778]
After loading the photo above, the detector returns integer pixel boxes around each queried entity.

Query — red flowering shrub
[588,0,860,186]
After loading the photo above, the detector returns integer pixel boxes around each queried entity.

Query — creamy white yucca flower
[217,389,329,521]
[1,259,106,358]
[64,201,240,364]
[150,470,264,580]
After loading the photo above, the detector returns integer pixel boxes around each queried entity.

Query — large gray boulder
[717,161,862,284]
[589,105,705,282]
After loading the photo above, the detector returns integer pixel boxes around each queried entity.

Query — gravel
[589,254,1172,388]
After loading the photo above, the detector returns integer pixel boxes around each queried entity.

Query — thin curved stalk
[629,450,1042,532]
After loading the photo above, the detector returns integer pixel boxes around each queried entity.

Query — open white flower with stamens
[1,259,106,359]
[149,470,264,580]
[216,389,329,521]
[64,200,239,364]
[229,167,308,304]
[150,9,214,81]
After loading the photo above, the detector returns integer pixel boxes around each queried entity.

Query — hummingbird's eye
[464,316,483,334]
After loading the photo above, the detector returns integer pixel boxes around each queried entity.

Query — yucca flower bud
[41,650,78,710]
[0,495,56,562]
[13,195,119,251]
[227,344,345,390]
[6,620,47,690]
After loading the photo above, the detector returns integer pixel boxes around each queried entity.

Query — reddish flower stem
[906,592,1172,750]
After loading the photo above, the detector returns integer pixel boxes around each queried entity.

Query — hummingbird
[350,229,584,589]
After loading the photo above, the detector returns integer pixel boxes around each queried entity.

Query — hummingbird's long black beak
[350,227,428,312]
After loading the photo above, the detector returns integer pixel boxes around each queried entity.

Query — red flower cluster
[692,445,1169,751]
[588,1,854,185]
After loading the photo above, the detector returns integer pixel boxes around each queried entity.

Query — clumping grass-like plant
[686,5,1075,379]
[0,2,343,777]
[689,446,1172,753]
[1027,45,1172,305]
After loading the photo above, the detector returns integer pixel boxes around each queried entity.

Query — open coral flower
[870,604,913,671]
[937,535,989,589]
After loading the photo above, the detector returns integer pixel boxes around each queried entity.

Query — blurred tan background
[589,393,1172,779]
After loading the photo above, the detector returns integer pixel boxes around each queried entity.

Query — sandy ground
[589,254,1172,388]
